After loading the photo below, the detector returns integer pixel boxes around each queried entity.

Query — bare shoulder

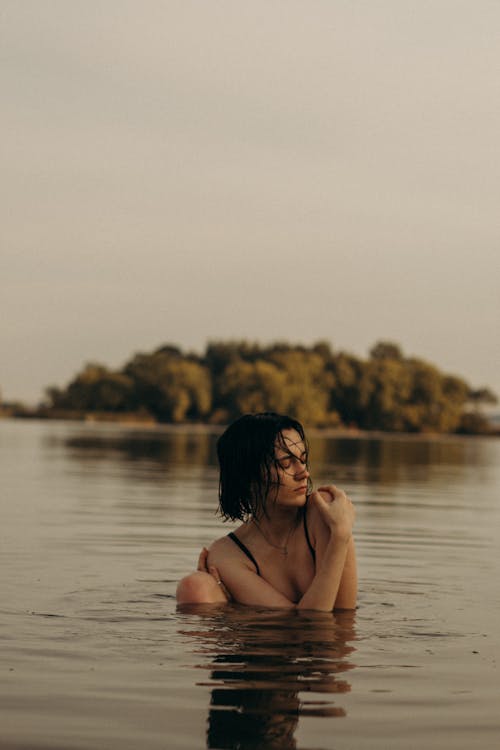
[306,491,329,523]
[305,491,335,542]
[208,534,234,558]
[208,531,255,572]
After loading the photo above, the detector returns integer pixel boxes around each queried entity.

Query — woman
[176,413,357,611]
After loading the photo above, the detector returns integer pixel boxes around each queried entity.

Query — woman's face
[269,428,310,508]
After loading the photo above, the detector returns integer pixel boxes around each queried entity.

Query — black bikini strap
[303,500,316,562]
[227,532,260,576]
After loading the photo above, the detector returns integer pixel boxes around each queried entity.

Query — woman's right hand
[197,547,232,601]
[310,485,355,542]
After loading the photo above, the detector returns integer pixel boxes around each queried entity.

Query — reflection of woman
[178,606,357,749]
[177,413,357,611]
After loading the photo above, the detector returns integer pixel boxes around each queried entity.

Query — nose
[295,460,309,479]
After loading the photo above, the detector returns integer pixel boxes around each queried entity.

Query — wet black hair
[216,412,311,522]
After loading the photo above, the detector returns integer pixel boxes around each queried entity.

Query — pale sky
[2,1,499,405]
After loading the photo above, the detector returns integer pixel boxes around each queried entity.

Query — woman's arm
[297,486,356,611]
[207,486,356,612]
[307,487,357,610]
[207,541,296,608]
[334,536,357,610]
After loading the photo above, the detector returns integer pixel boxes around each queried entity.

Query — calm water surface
[1,419,499,749]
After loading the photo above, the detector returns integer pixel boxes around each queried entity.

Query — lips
[294,486,307,493]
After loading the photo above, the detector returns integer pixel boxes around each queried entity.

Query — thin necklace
[251,518,296,557]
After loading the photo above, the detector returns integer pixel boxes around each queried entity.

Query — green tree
[217,359,289,418]
[267,350,335,426]
[124,350,212,422]
[205,340,265,413]
[361,358,413,430]
[468,387,498,411]
[369,341,404,361]
[311,340,334,361]
[399,359,467,432]
[40,338,494,433]
[48,364,134,412]
[328,352,366,427]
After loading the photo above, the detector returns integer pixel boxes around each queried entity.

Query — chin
[281,494,307,507]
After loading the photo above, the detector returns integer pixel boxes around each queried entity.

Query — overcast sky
[2,1,499,405]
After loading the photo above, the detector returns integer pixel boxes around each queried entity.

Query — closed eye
[276,452,309,471]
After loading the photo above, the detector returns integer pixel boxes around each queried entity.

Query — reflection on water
[43,424,497,490]
[309,433,494,487]
[178,606,356,750]
[46,428,217,473]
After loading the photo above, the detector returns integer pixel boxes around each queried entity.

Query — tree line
[38,340,497,434]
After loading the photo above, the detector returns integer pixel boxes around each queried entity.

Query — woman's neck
[251,506,301,537]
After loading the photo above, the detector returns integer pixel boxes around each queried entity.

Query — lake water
[1,419,499,750]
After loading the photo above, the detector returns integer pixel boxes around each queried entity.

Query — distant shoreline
[1,410,498,440]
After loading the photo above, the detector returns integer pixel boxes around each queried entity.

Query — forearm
[297,536,350,612]
[334,536,357,610]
